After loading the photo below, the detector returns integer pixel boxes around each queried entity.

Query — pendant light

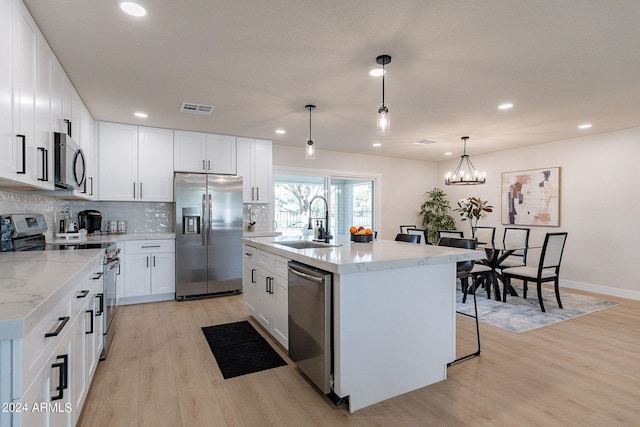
[445,136,486,185]
[376,55,391,135]
[305,104,316,159]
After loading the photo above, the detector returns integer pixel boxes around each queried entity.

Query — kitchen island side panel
[333,263,456,413]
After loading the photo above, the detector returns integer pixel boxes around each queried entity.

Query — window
[274,172,376,237]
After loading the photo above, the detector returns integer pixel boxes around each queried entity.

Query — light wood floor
[78,289,640,426]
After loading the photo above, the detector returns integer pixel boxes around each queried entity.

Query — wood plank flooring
[78,289,640,426]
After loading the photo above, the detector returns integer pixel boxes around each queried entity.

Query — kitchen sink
[275,240,339,249]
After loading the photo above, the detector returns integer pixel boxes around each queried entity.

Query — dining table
[476,242,537,301]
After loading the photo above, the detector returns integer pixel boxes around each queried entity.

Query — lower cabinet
[242,245,288,349]
[123,239,175,298]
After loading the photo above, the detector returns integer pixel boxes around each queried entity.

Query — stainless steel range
[0,213,120,359]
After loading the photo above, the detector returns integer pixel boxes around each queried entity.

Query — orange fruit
[365,229,373,235]
[349,226,358,234]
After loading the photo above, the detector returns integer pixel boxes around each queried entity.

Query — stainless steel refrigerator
[175,173,243,299]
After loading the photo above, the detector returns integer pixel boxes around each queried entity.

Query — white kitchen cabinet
[0,0,14,180]
[236,137,272,203]
[99,122,174,201]
[34,32,54,189]
[174,130,237,174]
[123,240,175,298]
[244,246,288,349]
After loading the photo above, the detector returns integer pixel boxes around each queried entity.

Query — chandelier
[445,136,486,185]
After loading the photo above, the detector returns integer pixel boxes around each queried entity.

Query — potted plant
[419,188,456,244]
[454,197,493,237]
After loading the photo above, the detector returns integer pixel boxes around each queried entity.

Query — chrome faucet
[309,195,333,242]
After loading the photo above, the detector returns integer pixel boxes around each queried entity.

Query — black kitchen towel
[201,321,287,379]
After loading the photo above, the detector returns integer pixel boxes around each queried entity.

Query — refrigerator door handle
[208,194,213,245]
[202,193,207,246]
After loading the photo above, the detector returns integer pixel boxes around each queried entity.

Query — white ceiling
[23,0,640,162]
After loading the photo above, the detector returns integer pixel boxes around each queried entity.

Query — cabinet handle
[86,309,94,335]
[92,272,103,280]
[251,268,255,283]
[141,245,161,248]
[202,159,206,171]
[208,160,211,170]
[17,135,26,174]
[51,354,68,401]
[133,182,136,198]
[140,182,143,199]
[38,147,48,181]
[64,119,72,138]
[146,256,149,268]
[256,187,259,201]
[153,255,156,267]
[251,187,255,201]
[77,289,89,299]
[96,293,104,316]
[45,316,70,338]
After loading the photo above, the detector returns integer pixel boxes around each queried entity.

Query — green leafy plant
[420,188,456,244]
[454,197,493,235]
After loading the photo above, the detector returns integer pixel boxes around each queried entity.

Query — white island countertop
[242,235,484,274]
[0,249,105,340]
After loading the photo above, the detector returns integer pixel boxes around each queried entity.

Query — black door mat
[201,321,287,379]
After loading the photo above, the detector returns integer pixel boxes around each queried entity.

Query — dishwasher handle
[288,266,325,283]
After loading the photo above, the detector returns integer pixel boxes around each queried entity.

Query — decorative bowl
[350,233,373,243]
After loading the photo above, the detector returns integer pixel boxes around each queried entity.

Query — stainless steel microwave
[54,132,86,190]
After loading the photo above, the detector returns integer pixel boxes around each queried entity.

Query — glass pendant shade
[377,104,390,135]
[306,139,315,159]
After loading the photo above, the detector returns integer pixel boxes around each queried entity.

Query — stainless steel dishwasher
[288,261,333,394]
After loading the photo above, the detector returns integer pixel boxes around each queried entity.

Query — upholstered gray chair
[501,232,568,312]
[438,237,481,365]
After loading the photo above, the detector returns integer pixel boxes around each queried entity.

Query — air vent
[411,139,437,145]
[179,102,215,115]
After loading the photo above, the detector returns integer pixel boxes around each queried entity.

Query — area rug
[456,282,618,333]
[201,321,287,379]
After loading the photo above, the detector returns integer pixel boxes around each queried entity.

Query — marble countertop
[48,232,176,245]
[242,235,484,274]
[0,249,105,341]
[242,231,282,237]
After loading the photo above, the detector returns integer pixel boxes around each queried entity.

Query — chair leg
[523,280,528,299]
[503,276,509,302]
[554,278,563,309]
[537,282,546,312]
[461,277,469,303]
[448,276,481,367]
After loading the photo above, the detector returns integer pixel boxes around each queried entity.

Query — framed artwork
[501,167,560,226]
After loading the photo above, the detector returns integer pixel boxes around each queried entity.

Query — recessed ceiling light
[368,68,386,77]
[120,2,146,17]
[275,129,286,134]
[372,142,382,147]
[444,152,453,156]
[578,123,592,129]
[498,103,514,110]
[134,112,148,118]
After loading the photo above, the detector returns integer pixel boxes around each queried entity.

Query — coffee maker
[78,210,102,234]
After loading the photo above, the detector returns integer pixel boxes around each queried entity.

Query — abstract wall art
[501,167,560,226]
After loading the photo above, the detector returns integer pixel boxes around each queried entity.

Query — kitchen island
[242,235,484,412]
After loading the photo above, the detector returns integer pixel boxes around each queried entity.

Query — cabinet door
[34,35,53,189]
[13,0,38,186]
[206,133,236,174]
[236,137,254,202]
[252,139,272,203]
[254,268,273,331]
[272,275,288,349]
[138,126,174,201]
[98,122,138,201]
[80,105,96,198]
[242,250,258,315]
[0,0,14,179]
[174,129,206,172]
[71,309,87,420]
[124,253,151,297]
[150,251,175,295]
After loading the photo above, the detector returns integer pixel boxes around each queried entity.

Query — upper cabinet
[0,0,15,179]
[174,130,236,174]
[237,137,272,203]
[99,122,174,202]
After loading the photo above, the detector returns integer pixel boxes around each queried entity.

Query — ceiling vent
[411,139,437,145]
[179,102,215,115]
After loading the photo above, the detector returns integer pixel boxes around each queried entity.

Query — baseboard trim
[560,279,640,301]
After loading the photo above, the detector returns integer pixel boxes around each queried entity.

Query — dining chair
[399,225,417,234]
[438,230,464,240]
[472,226,495,245]
[394,233,420,244]
[498,227,530,269]
[406,228,429,245]
[438,237,481,365]
[501,232,568,312]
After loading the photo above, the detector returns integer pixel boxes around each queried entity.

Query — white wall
[273,145,438,240]
[438,127,640,300]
